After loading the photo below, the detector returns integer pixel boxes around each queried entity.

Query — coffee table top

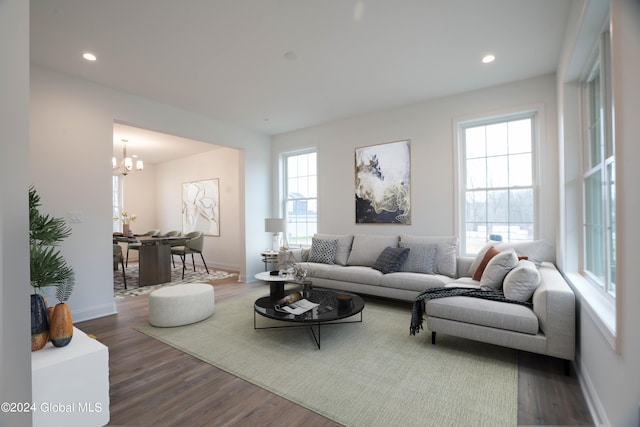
[254,288,364,324]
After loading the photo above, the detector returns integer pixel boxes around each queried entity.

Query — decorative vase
[49,303,73,347]
[123,223,130,236]
[31,294,49,351]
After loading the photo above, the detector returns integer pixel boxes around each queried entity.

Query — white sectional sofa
[287,233,575,365]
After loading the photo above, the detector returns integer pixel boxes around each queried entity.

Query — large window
[582,30,615,298]
[283,150,317,247]
[459,112,537,255]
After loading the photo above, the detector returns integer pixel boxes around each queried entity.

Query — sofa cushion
[372,246,410,274]
[400,235,457,278]
[471,246,499,281]
[494,240,554,267]
[480,249,518,291]
[399,242,437,274]
[426,296,539,335]
[381,272,451,292]
[326,265,384,286]
[308,237,338,264]
[347,235,399,267]
[314,234,354,266]
[503,260,541,302]
[295,262,338,279]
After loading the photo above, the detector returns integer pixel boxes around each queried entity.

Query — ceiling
[31,0,573,160]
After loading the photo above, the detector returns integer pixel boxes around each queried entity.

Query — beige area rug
[136,289,517,427]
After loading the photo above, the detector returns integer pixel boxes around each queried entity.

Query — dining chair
[160,230,185,268]
[170,231,209,279]
[126,229,161,266]
[113,244,127,289]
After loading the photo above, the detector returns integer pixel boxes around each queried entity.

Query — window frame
[456,109,540,256]
[281,148,317,248]
[580,29,616,300]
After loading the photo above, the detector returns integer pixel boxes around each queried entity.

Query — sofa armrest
[284,248,308,263]
[532,262,576,360]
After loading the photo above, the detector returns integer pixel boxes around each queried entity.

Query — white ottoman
[148,283,215,327]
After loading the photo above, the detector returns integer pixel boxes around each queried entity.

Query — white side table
[31,327,110,427]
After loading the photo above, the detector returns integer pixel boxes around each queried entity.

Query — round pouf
[148,283,215,327]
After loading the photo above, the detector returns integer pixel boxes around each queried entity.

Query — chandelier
[112,139,143,176]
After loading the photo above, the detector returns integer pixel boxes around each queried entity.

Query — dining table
[113,234,187,286]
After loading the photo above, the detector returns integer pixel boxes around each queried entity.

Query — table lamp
[265,218,286,252]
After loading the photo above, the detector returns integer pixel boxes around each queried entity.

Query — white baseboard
[71,302,118,323]
[574,358,610,426]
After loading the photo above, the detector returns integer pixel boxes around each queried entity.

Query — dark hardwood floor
[77,273,594,426]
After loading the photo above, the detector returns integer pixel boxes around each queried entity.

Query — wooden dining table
[113,234,186,286]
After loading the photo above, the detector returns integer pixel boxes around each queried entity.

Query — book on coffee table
[276,299,319,315]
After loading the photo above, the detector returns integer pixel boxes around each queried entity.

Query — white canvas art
[182,178,220,236]
[355,140,411,224]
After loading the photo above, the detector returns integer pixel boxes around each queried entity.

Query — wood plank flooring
[77,273,594,426]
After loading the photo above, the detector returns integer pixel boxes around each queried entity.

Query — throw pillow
[314,234,354,266]
[467,241,499,276]
[308,237,338,265]
[399,235,458,278]
[472,246,500,281]
[399,242,437,274]
[372,246,410,274]
[503,260,541,302]
[480,249,518,291]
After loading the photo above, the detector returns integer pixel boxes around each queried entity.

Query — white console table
[31,327,109,427]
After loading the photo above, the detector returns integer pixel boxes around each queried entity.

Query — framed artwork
[182,178,220,236]
[355,139,411,224]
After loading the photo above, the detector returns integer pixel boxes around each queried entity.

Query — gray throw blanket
[409,287,533,336]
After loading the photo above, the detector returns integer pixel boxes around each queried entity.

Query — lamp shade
[265,218,286,233]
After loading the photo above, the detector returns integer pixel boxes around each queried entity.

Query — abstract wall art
[182,178,220,236]
[355,140,411,224]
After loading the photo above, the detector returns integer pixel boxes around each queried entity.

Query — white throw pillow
[503,260,541,302]
[480,249,518,291]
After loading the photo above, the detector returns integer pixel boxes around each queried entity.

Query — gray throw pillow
[480,249,518,290]
[308,237,338,264]
[314,234,354,266]
[372,246,410,274]
[399,242,437,274]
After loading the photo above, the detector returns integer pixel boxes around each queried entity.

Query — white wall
[155,147,243,271]
[30,65,271,324]
[558,0,640,426]
[272,74,559,248]
[0,1,31,426]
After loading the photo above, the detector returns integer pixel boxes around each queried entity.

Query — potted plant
[29,186,75,350]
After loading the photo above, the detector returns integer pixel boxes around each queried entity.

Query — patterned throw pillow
[372,246,410,274]
[308,238,339,264]
[399,242,437,274]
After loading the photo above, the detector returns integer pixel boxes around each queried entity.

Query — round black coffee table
[254,288,365,349]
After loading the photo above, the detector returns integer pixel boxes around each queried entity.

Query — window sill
[564,272,618,352]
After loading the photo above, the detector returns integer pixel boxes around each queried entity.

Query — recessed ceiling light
[284,51,297,61]
[482,54,495,64]
[82,52,97,61]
